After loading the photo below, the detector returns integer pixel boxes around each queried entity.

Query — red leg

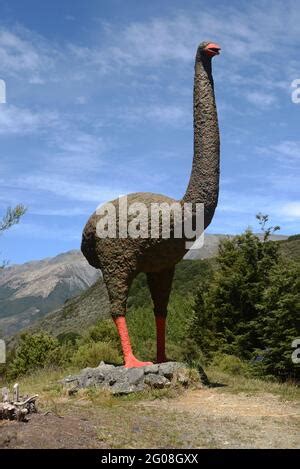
[156,316,168,363]
[113,316,153,368]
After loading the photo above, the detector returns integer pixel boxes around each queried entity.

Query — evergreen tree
[255,261,300,380]
[191,227,280,359]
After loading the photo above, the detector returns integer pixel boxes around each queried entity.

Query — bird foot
[124,354,153,369]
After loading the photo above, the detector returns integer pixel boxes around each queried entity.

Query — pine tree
[255,261,300,380]
[191,227,280,359]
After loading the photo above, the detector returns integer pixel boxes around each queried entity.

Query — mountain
[1,233,292,339]
[0,250,100,336]
[27,234,298,340]
[184,233,289,260]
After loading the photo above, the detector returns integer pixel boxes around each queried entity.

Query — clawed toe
[124,355,153,368]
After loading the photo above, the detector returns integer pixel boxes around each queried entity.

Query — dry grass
[1,365,299,449]
[207,366,300,401]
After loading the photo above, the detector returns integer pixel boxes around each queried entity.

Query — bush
[254,261,300,380]
[7,332,60,379]
[189,218,300,381]
[57,331,81,345]
[211,353,252,376]
[71,341,122,368]
[82,319,120,347]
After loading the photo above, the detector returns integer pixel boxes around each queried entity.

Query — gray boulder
[61,361,207,395]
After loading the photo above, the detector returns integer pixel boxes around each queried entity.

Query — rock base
[62,361,208,395]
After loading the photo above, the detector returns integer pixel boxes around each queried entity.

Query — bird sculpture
[81,41,221,368]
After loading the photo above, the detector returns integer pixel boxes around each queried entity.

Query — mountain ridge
[0,233,292,338]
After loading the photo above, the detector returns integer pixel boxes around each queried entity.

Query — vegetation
[1,204,26,267]
[1,216,299,386]
[190,217,299,381]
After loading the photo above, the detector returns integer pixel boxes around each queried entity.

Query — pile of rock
[62,361,208,395]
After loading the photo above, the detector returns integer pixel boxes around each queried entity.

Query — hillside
[0,251,100,337]
[0,233,226,338]
[27,258,212,338]
[277,235,300,261]
[28,234,298,339]
[2,233,296,339]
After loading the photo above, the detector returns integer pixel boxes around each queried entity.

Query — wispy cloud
[1,3,298,109]
[257,140,300,165]
[245,91,277,109]
[14,174,132,203]
[10,221,81,241]
[0,105,59,134]
[280,201,300,218]
[114,103,189,126]
[0,27,57,81]
[1,1,299,260]
[270,141,300,162]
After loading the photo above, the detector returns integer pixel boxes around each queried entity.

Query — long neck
[182,53,220,229]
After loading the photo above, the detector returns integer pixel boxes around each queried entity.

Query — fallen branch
[1,384,38,421]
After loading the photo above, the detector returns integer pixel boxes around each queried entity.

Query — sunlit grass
[207,366,300,401]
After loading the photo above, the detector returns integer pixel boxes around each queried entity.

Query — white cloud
[219,189,300,229]
[115,103,189,126]
[15,174,131,203]
[55,131,105,156]
[0,105,59,134]
[258,140,300,165]
[1,3,299,105]
[280,202,300,218]
[29,207,90,217]
[76,96,87,104]
[0,29,40,73]
[0,27,56,79]
[245,91,277,109]
[270,141,300,161]
[10,221,80,241]
[0,105,108,174]
[1,2,299,246]
[89,7,289,70]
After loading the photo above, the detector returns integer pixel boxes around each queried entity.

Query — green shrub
[211,353,252,376]
[7,332,60,379]
[81,319,120,348]
[189,222,299,381]
[71,341,122,368]
[254,261,300,381]
[57,331,81,345]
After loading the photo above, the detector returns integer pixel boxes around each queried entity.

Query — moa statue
[81,41,221,368]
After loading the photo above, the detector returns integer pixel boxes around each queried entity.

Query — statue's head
[197,41,221,59]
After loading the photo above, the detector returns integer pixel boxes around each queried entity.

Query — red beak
[204,42,221,57]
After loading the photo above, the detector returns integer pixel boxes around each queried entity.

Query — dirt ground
[1,386,299,449]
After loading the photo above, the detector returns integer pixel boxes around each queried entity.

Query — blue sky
[0,0,299,264]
